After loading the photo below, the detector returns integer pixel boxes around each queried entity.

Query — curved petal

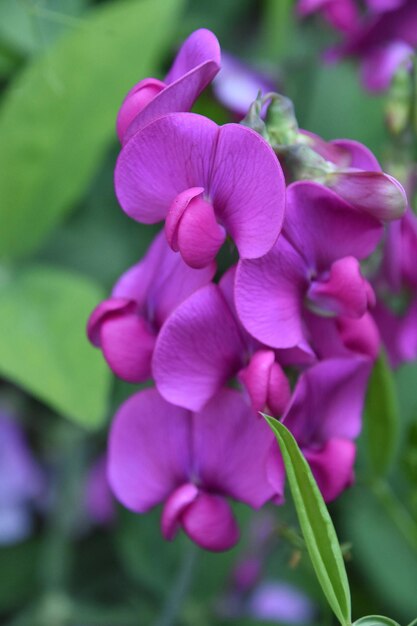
[282,357,372,444]
[108,389,191,512]
[304,438,356,502]
[115,113,218,223]
[284,181,383,269]
[212,124,286,259]
[116,78,165,143]
[161,482,198,540]
[181,492,239,551]
[331,139,381,171]
[153,284,245,411]
[122,29,221,142]
[235,237,307,349]
[238,350,291,416]
[193,389,285,507]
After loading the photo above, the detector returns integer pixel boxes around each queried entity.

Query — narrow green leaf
[0,0,183,260]
[353,617,400,626]
[264,415,351,626]
[364,351,400,477]
[0,265,110,428]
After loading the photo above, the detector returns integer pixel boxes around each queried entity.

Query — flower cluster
[297,0,417,91]
[88,29,407,551]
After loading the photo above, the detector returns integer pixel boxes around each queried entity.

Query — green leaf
[0,265,110,428]
[354,617,400,626]
[364,352,400,478]
[264,416,351,626]
[0,0,183,260]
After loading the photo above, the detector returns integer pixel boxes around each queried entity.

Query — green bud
[265,93,299,146]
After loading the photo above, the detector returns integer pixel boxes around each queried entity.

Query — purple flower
[282,357,371,501]
[115,112,286,268]
[116,29,220,143]
[0,414,44,544]
[297,0,360,34]
[248,581,315,624]
[84,454,115,526]
[108,388,285,551]
[153,267,291,413]
[235,182,381,353]
[212,52,277,118]
[87,230,214,382]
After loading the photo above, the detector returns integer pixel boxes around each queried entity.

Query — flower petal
[153,284,245,411]
[121,29,220,142]
[108,389,191,512]
[161,482,198,541]
[181,492,240,551]
[304,438,356,502]
[192,389,285,507]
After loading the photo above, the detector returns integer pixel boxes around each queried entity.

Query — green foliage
[364,352,400,478]
[264,416,351,626]
[0,0,183,260]
[0,265,110,428]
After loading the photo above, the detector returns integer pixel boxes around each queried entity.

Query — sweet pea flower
[108,388,285,551]
[235,182,382,352]
[212,52,277,119]
[115,112,286,268]
[282,357,371,501]
[297,0,360,33]
[0,414,44,544]
[117,29,220,143]
[373,207,417,366]
[87,231,215,383]
[153,267,291,413]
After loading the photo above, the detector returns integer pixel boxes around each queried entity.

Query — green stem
[153,543,198,626]
[371,480,417,554]
[260,0,294,61]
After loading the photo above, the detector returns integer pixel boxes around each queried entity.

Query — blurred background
[0,0,416,624]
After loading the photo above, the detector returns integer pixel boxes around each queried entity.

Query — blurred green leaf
[354,617,400,626]
[364,352,400,478]
[340,486,417,622]
[0,540,39,611]
[0,264,110,428]
[265,416,351,626]
[0,0,183,260]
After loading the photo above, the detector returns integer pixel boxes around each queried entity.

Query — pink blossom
[115,112,286,268]
[108,388,285,551]
[117,29,220,143]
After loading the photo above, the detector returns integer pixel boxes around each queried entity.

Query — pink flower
[117,29,220,143]
[108,388,285,551]
[235,182,381,352]
[87,231,215,382]
[115,112,286,268]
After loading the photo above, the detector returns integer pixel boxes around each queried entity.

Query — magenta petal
[108,389,191,512]
[122,29,221,142]
[193,389,285,507]
[326,170,407,221]
[361,41,413,92]
[212,124,285,259]
[307,256,375,318]
[283,357,372,443]
[337,313,380,359]
[239,350,291,416]
[87,298,135,347]
[153,284,245,411]
[235,236,307,349]
[115,113,218,224]
[331,139,381,171]
[116,78,165,143]
[100,311,156,383]
[166,188,226,268]
[161,482,198,541]
[181,492,239,551]
[304,439,356,502]
[284,182,383,267]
